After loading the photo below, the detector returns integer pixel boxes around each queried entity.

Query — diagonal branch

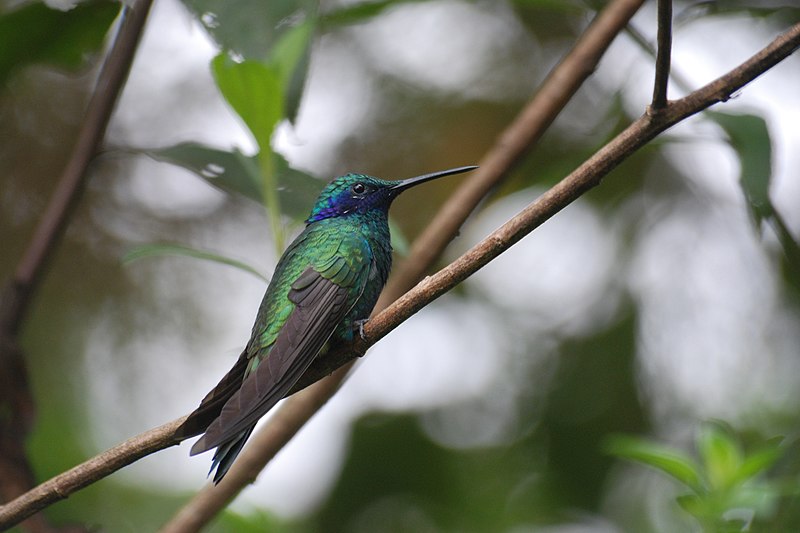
[0,15,797,533]
[1,0,153,336]
[377,0,646,311]
[0,419,184,530]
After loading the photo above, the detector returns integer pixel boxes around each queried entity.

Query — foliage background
[1,0,799,531]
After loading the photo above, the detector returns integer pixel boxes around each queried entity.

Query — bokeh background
[2,0,800,531]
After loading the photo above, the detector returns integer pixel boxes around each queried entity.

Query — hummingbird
[174,165,477,483]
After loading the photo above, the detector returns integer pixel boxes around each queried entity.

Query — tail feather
[208,426,255,484]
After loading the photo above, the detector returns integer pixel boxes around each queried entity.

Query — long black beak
[391,165,478,193]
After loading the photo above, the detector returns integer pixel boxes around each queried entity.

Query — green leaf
[183,1,317,123]
[320,0,400,26]
[212,53,283,153]
[698,423,743,491]
[271,19,314,123]
[605,435,703,492]
[142,142,262,202]
[182,0,316,61]
[388,218,410,257]
[0,1,120,85]
[139,142,321,221]
[734,441,783,485]
[676,493,705,518]
[707,111,773,226]
[272,151,324,220]
[768,210,800,283]
[708,111,800,277]
[212,53,286,247]
[123,243,268,282]
[676,2,800,23]
[506,0,586,14]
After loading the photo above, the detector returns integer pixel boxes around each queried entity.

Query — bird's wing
[190,265,366,455]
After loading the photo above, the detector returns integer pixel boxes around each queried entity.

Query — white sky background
[83,0,800,521]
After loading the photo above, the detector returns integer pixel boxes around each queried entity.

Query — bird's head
[306,166,477,224]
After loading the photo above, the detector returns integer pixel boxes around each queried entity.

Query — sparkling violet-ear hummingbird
[174,165,478,483]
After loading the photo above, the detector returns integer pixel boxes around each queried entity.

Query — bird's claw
[353,319,369,343]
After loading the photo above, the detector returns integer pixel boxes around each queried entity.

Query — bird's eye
[351,182,367,195]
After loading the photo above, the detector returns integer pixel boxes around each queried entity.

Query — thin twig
[1,16,797,533]
[627,23,693,94]
[651,0,673,110]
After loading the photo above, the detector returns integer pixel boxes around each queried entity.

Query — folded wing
[189,267,360,455]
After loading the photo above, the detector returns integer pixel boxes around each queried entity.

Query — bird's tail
[207,426,255,484]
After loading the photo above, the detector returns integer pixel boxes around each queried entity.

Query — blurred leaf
[141,142,321,220]
[182,0,316,60]
[272,151,323,220]
[768,210,800,285]
[320,0,404,26]
[123,243,268,282]
[0,0,120,85]
[699,423,744,491]
[212,52,285,247]
[217,508,291,533]
[707,111,772,226]
[212,53,283,153]
[143,142,261,202]
[271,18,313,122]
[729,485,781,517]
[736,441,783,485]
[676,1,800,24]
[184,0,317,123]
[509,0,586,13]
[676,493,705,517]
[606,435,703,492]
[316,413,559,530]
[388,218,410,256]
[709,111,800,284]
[544,312,646,508]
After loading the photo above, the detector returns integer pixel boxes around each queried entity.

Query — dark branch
[651,0,673,110]
[0,1,153,531]
[2,0,153,335]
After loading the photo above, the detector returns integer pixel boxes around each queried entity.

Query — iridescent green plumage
[175,166,477,482]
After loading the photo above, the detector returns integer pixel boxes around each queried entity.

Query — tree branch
[0,1,152,531]
[0,419,184,530]
[1,0,152,336]
[651,0,673,110]
[377,0,646,313]
[0,14,797,533]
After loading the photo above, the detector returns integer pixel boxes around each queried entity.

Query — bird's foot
[353,319,369,343]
